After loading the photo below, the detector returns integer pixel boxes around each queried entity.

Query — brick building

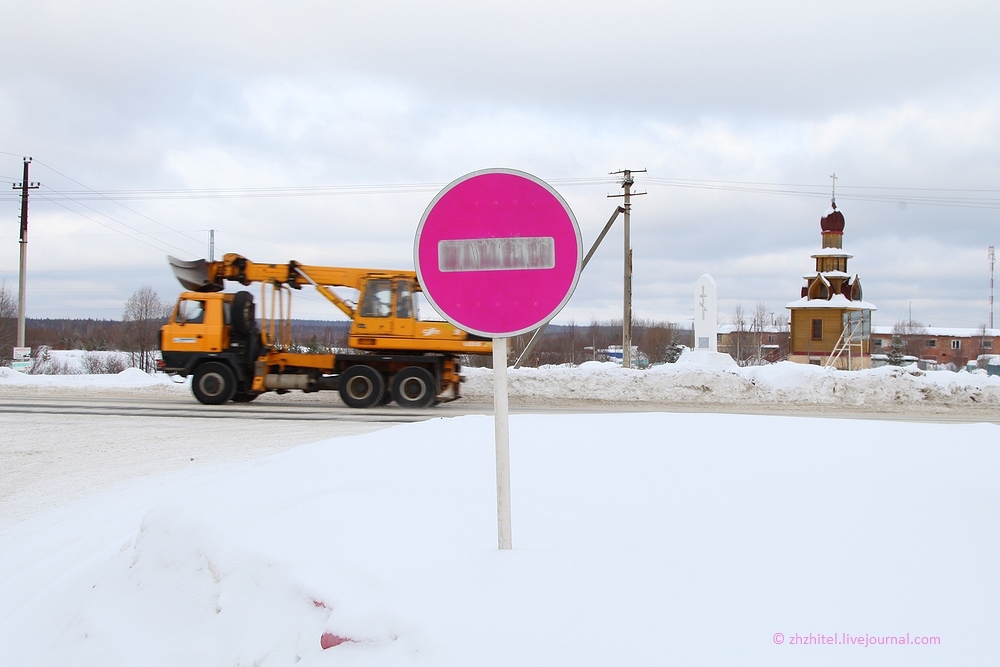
[871,326,1000,369]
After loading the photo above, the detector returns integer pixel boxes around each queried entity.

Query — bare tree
[0,280,15,367]
[750,301,770,365]
[121,286,170,373]
[637,322,672,364]
[892,319,927,359]
[975,324,992,367]
[731,304,748,364]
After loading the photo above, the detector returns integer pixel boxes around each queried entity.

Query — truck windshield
[360,280,392,317]
[177,299,205,324]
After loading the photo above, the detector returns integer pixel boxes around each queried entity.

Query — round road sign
[414,169,582,338]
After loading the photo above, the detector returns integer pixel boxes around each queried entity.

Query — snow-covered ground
[2,412,996,665]
[0,365,181,389]
[2,352,998,665]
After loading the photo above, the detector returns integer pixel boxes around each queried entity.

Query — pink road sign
[414,169,582,338]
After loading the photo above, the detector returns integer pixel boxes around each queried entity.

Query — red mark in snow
[320,633,353,649]
[311,599,329,609]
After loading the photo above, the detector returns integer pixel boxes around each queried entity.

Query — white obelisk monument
[694,274,718,352]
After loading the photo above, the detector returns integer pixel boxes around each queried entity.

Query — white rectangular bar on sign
[438,236,555,272]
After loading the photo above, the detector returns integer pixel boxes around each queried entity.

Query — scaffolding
[826,309,872,370]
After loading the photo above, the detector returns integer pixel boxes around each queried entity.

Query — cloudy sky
[1,0,998,329]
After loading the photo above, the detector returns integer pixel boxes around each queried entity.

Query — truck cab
[161,292,231,355]
[159,291,260,402]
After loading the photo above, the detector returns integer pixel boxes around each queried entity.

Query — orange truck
[158,253,491,407]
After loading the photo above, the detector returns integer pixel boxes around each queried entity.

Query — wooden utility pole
[609,168,645,368]
[12,158,39,348]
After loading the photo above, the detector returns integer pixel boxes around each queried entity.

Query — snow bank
[2,413,997,664]
[4,349,1000,408]
[0,366,182,388]
[463,357,1000,408]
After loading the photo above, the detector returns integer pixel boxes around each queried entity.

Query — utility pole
[609,168,646,368]
[990,245,995,329]
[209,229,215,262]
[12,158,39,349]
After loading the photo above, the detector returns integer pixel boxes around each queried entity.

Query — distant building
[596,345,650,368]
[716,324,790,364]
[870,326,1000,370]
[785,201,877,369]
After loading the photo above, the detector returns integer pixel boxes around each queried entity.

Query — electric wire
[0,177,615,202]
[35,194,191,256]
[35,186,197,256]
[640,177,1000,210]
[30,158,207,247]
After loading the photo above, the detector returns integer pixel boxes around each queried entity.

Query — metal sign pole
[493,336,512,550]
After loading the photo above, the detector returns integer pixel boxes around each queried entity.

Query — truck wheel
[232,391,260,403]
[391,367,436,409]
[193,362,236,405]
[232,291,255,335]
[339,365,385,408]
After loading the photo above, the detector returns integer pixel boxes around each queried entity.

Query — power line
[6,154,1000,212]
[30,158,207,247]
[641,177,1000,210]
[35,194,193,256]
[0,177,617,202]
[36,186,197,256]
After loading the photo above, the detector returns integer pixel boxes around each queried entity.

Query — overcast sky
[1,0,998,329]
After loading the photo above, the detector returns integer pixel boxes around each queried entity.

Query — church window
[811,319,823,340]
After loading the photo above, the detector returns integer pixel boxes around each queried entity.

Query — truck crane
[158,253,491,408]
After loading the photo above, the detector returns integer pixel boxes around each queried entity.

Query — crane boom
[169,253,421,319]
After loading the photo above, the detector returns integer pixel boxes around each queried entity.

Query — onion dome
[820,203,845,233]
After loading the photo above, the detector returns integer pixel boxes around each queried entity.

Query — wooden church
[786,199,877,368]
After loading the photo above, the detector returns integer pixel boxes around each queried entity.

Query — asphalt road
[1,389,996,424]
[0,392,478,423]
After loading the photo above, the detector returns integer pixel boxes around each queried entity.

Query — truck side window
[360,280,392,317]
[177,299,205,324]
[395,281,413,319]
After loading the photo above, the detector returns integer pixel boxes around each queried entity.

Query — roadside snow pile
[2,413,997,665]
[0,366,182,389]
[464,350,1000,407]
[4,347,1000,407]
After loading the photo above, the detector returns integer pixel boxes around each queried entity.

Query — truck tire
[391,366,436,409]
[339,365,385,409]
[193,362,237,405]
[232,291,255,335]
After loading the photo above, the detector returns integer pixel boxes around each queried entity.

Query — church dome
[820,204,845,233]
